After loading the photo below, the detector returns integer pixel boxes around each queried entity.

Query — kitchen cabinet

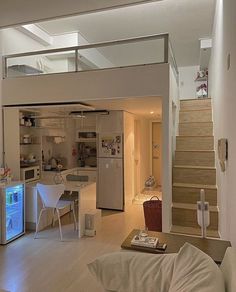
[25,184,52,231]
[25,184,69,231]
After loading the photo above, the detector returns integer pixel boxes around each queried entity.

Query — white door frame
[150,120,162,185]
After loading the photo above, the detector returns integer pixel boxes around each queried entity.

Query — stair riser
[180,99,211,111]
[171,226,219,238]
[175,151,215,167]
[173,168,216,185]
[179,110,212,123]
[179,123,213,136]
[172,208,218,229]
[172,187,217,205]
[176,137,214,151]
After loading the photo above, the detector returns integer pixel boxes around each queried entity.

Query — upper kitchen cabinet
[96,111,124,133]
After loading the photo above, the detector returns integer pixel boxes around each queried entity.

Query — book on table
[131,235,159,248]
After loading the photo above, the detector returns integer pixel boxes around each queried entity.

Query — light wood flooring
[0,205,144,292]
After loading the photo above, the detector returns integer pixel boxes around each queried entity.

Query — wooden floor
[0,204,144,292]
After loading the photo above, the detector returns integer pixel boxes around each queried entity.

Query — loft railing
[2,33,178,80]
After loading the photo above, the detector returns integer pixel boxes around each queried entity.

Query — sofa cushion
[169,242,225,292]
[220,247,236,292]
[88,251,176,292]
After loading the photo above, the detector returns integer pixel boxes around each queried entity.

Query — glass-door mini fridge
[0,182,25,244]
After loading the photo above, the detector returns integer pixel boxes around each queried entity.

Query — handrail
[4,33,168,59]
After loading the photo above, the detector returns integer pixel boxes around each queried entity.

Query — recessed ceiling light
[150,111,154,114]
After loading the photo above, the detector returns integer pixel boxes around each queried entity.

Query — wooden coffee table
[121,229,231,264]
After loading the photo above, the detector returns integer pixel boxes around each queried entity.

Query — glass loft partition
[2,34,177,78]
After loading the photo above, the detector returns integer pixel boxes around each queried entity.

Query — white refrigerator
[97,133,124,211]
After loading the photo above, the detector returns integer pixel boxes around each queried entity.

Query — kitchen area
[2,96,162,241]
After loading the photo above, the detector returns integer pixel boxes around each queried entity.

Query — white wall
[209,0,236,245]
[0,1,160,28]
[0,31,3,165]
[139,118,151,190]
[2,63,168,104]
[124,112,135,204]
[179,66,199,100]
[166,65,179,230]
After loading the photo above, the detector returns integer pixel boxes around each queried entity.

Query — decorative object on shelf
[22,134,31,144]
[195,69,208,80]
[195,69,208,98]
[196,83,208,98]
[197,189,210,238]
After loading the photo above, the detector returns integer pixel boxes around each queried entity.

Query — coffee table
[121,229,231,264]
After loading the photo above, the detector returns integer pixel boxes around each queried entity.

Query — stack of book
[131,235,159,249]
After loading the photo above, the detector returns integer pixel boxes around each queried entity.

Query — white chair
[34,183,77,241]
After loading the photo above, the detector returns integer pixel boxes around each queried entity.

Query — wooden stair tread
[180,109,212,113]
[180,98,212,101]
[173,182,217,190]
[179,122,213,124]
[177,135,214,138]
[175,150,215,153]
[171,225,220,238]
[172,202,218,212]
[173,165,216,170]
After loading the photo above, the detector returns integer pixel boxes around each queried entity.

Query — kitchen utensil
[44,165,52,170]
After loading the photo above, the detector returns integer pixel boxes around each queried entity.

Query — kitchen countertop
[26,179,95,191]
[77,167,97,171]
[26,167,97,189]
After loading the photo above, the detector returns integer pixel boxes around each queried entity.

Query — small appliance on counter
[20,165,40,183]
[0,181,25,244]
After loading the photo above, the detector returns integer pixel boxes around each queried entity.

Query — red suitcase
[143,196,162,232]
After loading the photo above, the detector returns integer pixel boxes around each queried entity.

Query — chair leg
[56,208,63,241]
[72,202,77,231]
[34,208,44,239]
[52,208,56,227]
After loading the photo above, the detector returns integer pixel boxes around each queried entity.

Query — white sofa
[88,243,236,292]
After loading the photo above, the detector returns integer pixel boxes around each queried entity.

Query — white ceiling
[37,0,215,67]
[85,96,162,119]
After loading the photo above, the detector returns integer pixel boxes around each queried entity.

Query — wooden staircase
[171,98,219,237]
